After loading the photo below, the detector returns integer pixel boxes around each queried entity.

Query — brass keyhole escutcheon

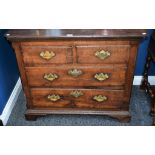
[68,69,83,77]
[70,90,83,98]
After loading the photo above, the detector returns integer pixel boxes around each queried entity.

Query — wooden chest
[6,29,146,122]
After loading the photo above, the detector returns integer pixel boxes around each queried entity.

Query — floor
[7,86,153,126]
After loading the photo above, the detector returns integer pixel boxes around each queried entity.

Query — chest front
[6,29,146,122]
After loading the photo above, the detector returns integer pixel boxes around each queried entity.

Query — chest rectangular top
[6,29,146,41]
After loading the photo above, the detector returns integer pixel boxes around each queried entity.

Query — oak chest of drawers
[6,29,146,122]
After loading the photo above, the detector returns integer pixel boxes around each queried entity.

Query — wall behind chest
[0,30,19,114]
[135,29,155,75]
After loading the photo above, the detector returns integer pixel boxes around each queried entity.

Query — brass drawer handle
[95,50,111,60]
[94,73,109,81]
[70,90,83,98]
[44,73,58,81]
[68,69,83,77]
[40,51,55,60]
[93,95,108,102]
[47,94,60,102]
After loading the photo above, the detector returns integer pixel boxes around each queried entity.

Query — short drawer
[21,45,73,65]
[30,88,126,109]
[26,64,127,88]
[76,45,130,64]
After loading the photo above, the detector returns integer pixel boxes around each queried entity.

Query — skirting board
[0,78,22,125]
[0,76,154,125]
[133,76,155,85]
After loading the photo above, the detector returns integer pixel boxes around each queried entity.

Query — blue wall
[0,29,154,115]
[0,30,19,114]
[135,29,155,75]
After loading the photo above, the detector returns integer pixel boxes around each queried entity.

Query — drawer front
[76,45,130,64]
[26,64,126,87]
[21,45,73,65]
[30,88,125,109]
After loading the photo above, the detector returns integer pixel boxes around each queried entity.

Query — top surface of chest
[6,29,146,41]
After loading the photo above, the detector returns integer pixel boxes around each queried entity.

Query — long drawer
[25,64,127,88]
[30,88,126,109]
